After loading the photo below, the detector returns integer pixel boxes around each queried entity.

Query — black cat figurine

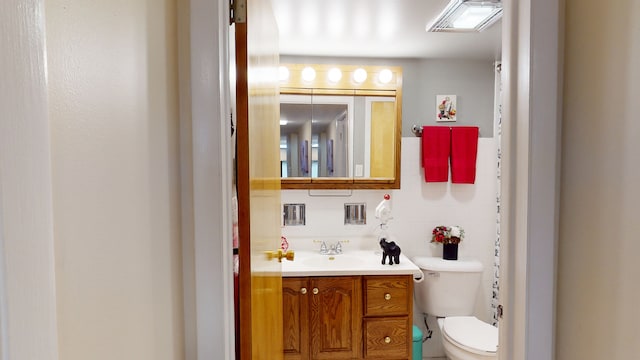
[379,237,401,265]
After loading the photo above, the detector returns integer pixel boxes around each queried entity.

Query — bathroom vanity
[282,250,420,360]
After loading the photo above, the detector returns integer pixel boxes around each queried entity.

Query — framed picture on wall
[436,95,457,122]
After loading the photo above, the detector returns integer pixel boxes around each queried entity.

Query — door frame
[498,0,561,358]
[186,0,563,360]
[1,1,59,358]
[182,0,236,358]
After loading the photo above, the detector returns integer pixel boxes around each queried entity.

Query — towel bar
[411,125,480,137]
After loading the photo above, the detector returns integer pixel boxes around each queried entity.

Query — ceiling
[271,0,503,60]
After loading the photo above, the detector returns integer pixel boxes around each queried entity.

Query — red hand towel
[451,126,479,184]
[422,126,451,182]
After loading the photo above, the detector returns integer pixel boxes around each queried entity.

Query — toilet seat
[442,316,498,355]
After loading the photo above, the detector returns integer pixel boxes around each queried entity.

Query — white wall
[0,1,59,358]
[414,59,496,137]
[282,137,497,358]
[46,1,184,359]
[557,0,640,358]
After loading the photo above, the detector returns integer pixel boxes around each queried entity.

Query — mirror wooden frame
[279,64,403,190]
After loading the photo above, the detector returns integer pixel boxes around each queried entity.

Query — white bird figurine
[375,193,393,225]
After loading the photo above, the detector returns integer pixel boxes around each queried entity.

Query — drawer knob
[384,336,391,344]
[312,288,319,295]
[384,293,391,300]
[300,287,307,294]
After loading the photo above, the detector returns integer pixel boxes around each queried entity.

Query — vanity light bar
[278,64,400,90]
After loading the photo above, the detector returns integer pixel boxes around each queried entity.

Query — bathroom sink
[301,254,362,268]
[281,249,422,277]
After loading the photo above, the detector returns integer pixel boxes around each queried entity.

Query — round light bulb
[378,69,393,84]
[301,67,316,82]
[278,66,290,82]
[353,68,367,84]
[327,67,342,83]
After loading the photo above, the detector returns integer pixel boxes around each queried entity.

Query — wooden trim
[281,178,312,185]
[308,177,353,184]
[354,178,396,184]
[311,88,358,96]
[235,20,252,360]
[281,88,313,95]
[281,180,401,191]
[282,182,399,190]
[354,89,396,97]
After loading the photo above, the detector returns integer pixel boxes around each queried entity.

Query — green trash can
[412,325,423,360]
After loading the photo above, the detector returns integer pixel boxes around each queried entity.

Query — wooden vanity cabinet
[362,275,413,359]
[283,276,362,360]
[283,275,412,360]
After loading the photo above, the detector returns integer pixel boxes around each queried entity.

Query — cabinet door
[283,278,310,360]
[310,276,362,359]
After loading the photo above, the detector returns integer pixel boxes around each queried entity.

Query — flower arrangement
[431,225,465,245]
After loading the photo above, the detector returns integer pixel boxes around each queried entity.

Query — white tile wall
[281,137,498,358]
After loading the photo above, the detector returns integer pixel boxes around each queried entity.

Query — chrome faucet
[315,240,348,255]
[319,241,328,254]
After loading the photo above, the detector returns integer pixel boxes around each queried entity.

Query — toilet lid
[442,316,498,354]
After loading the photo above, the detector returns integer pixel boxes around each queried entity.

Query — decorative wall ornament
[436,95,457,122]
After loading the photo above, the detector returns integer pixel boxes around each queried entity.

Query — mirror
[279,64,402,189]
[280,94,351,179]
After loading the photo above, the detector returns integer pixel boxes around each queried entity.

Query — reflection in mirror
[354,96,396,178]
[280,95,311,178]
[311,96,351,178]
[280,95,353,178]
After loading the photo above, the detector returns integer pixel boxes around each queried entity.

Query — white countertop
[282,249,423,278]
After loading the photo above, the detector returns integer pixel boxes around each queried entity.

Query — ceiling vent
[427,0,503,33]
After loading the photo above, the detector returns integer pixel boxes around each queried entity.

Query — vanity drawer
[363,317,410,359]
[363,275,411,316]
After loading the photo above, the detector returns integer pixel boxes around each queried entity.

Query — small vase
[443,243,458,260]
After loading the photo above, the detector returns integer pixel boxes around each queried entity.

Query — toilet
[412,256,498,360]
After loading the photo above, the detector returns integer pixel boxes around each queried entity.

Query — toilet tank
[412,256,484,317]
